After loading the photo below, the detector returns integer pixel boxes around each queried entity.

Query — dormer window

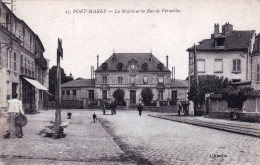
[215,37,225,49]
[102,63,108,71]
[157,63,163,71]
[117,63,123,71]
[142,63,148,71]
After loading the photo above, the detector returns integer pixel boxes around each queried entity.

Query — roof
[61,79,95,88]
[95,53,170,72]
[187,30,255,51]
[171,79,188,88]
[253,34,260,54]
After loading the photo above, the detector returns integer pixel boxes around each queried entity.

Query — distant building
[0,2,49,113]
[187,23,256,84]
[95,53,188,107]
[61,79,95,101]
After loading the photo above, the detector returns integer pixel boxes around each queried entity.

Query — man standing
[5,93,24,138]
[138,103,143,117]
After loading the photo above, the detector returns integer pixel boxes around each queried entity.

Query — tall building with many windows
[0,1,49,113]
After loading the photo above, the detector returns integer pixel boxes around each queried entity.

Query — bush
[141,88,154,106]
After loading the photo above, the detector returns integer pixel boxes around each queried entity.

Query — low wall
[48,100,84,109]
[243,97,260,113]
[143,105,179,113]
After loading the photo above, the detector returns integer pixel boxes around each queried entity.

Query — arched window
[142,63,148,71]
[117,63,123,71]
[157,63,163,71]
[102,63,108,71]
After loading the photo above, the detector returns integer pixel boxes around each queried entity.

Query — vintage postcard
[0,0,259,164]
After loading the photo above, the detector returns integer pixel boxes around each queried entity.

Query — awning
[23,77,48,91]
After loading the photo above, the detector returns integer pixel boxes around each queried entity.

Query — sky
[9,0,260,80]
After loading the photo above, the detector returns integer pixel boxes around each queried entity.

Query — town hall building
[61,53,188,108]
[94,53,187,107]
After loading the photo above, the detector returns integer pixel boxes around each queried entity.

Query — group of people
[102,101,117,115]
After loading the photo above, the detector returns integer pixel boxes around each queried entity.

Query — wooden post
[54,38,63,139]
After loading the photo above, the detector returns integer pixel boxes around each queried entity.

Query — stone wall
[243,97,260,113]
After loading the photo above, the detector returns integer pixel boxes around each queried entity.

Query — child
[93,113,97,122]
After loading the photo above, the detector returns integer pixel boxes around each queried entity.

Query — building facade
[187,23,256,84]
[95,53,188,107]
[251,34,260,90]
[0,1,49,113]
[61,79,95,101]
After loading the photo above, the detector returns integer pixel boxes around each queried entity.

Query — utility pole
[54,38,63,139]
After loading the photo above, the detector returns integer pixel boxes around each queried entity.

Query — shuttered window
[197,59,205,73]
[214,59,223,72]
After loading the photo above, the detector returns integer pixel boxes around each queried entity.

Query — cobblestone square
[99,111,260,165]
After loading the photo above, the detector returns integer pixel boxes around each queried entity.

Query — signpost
[54,38,63,139]
[188,44,198,90]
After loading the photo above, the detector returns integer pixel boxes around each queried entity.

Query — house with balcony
[0,1,49,113]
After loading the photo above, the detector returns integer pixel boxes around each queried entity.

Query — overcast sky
[11,0,260,80]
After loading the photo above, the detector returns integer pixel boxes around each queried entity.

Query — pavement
[0,110,132,165]
[148,113,260,137]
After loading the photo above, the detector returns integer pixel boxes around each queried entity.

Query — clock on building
[131,64,135,69]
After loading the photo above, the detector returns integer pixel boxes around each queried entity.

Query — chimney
[92,66,95,81]
[222,22,233,36]
[97,55,99,68]
[166,55,169,68]
[90,66,92,80]
[214,23,219,37]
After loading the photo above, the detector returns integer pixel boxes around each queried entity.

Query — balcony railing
[35,56,48,69]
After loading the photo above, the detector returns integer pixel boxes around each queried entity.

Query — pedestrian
[113,101,117,115]
[93,113,97,122]
[137,103,143,117]
[102,103,106,115]
[111,101,117,115]
[178,100,182,116]
[4,93,25,138]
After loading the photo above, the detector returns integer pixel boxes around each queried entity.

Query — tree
[222,87,255,108]
[141,88,154,106]
[113,89,125,106]
[188,75,231,115]
[49,66,74,101]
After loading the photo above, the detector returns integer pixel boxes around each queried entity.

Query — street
[0,110,259,165]
[99,111,260,165]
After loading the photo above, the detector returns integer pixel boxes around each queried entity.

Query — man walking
[4,93,24,138]
[138,103,143,117]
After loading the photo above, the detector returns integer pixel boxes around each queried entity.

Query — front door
[130,90,136,105]
[102,90,107,100]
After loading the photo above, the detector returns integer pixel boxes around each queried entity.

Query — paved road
[99,111,260,165]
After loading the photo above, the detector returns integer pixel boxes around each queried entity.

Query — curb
[148,114,260,138]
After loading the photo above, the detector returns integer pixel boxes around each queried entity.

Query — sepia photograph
[0,0,260,164]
